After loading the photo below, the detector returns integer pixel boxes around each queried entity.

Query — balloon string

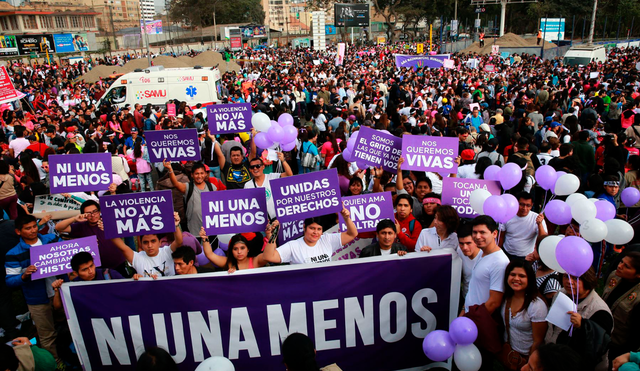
[569,224,578,236]
[569,274,575,337]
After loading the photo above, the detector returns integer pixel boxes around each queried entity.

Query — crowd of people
[1,39,640,371]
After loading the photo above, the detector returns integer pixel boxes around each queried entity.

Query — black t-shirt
[222,162,251,189]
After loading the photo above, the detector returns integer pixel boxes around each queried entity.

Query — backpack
[185,180,214,207]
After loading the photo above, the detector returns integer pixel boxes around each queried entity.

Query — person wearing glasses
[498,192,547,262]
[55,200,130,277]
[244,152,292,220]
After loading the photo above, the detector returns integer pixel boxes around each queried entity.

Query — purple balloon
[536,165,557,191]
[594,200,616,221]
[342,148,354,162]
[501,193,519,221]
[270,120,281,128]
[196,253,210,267]
[545,200,572,225]
[347,131,360,152]
[281,140,296,151]
[556,236,594,277]
[483,195,507,222]
[483,165,501,181]
[621,187,640,207]
[423,330,456,362]
[499,163,522,190]
[356,160,368,169]
[267,125,284,143]
[254,132,273,149]
[281,125,298,143]
[278,113,294,126]
[449,317,478,345]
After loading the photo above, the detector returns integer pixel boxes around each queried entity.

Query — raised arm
[55,213,89,233]
[372,166,383,193]
[262,221,282,264]
[163,159,187,194]
[396,156,405,191]
[278,152,293,177]
[104,220,134,263]
[340,203,358,246]
[199,227,227,268]
[169,212,183,252]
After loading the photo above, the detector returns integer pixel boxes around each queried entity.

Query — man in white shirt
[498,192,547,260]
[9,129,30,158]
[263,206,358,265]
[244,153,292,220]
[108,212,183,277]
[463,215,510,315]
[456,224,482,302]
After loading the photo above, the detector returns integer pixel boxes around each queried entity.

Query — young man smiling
[359,219,408,257]
[244,151,292,220]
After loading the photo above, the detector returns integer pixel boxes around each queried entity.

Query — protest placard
[278,219,305,245]
[145,129,201,162]
[339,192,395,232]
[49,153,112,194]
[332,236,373,260]
[441,178,502,218]
[401,135,458,173]
[100,190,175,238]
[352,127,402,172]
[167,103,176,117]
[206,103,253,134]
[271,169,342,223]
[201,188,267,235]
[32,194,81,220]
[31,236,100,280]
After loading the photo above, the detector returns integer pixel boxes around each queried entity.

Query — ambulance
[97,66,223,108]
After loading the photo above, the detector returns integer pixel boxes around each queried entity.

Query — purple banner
[145,129,201,163]
[394,54,450,70]
[270,169,342,223]
[206,103,253,134]
[61,253,458,371]
[100,190,175,238]
[353,127,402,172]
[49,153,112,194]
[441,178,502,218]
[339,192,395,232]
[201,188,267,235]
[31,236,101,280]
[401,135,458,174]
[278,219,305,245]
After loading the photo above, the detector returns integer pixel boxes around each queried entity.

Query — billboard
[16,34,55,55]
[141,20,163,35]
[540,18,565,42]
[335,3,370,27]
[325,25,337,35]
[0,35,18,56]
[53,34,89,53]
[240,25,266,38]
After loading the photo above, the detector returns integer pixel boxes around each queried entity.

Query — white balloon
[604,219,634,245]
[217,233,234,245]
[539,235,566,273]
[453,344,482,371]
[469,189,491,215]
[571,200,597,224]
[588,198,599,203]
[580,218,608,243]
[554,174,580,196]
[251,112,272,133]
[195,356,235,371]
[565,193,587,207]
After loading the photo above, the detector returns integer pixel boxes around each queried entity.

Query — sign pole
[429,24,432,52]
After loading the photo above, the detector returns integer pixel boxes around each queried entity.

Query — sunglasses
[249,164,263,169]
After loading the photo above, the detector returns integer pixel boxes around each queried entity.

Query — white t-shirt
[425,172,443,194]
[9,138,29,158]
[277,233,342,264]
[457,247,483,299]
[416,228,458,252]
[500,211,546,257]
[465,249,510,312]
[501,298,548,355]
[314,114,327,132]
[132,245,175,277]
[457,164,480,179]
[244,172,281,219]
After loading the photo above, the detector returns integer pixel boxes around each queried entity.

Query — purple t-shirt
[70,222,126,269]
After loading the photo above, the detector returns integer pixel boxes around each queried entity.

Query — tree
[168,0,265,28]
[372,0,403,42]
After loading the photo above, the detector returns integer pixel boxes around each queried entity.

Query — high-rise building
[139,0,154,23]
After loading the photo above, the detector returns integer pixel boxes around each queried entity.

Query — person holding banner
[416,205,459,253]
[107,212,183,277]
[200,228,268,273]
[263,206,358,265]
[359,219,408,257]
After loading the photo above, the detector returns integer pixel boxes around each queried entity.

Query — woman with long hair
[200,228,267,273]
[415,205,459,252]
[299,128,320,173]
[499,261,548,370]
[133,141,153,192]
[330,155,352,195]
[320,132,341,169]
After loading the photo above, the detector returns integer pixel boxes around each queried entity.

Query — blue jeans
[209,166,221,180]
[138,173,154,192]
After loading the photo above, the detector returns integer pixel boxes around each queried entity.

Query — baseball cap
[550,121,561,128]
[131,127,138,133]
[461,149,475,161]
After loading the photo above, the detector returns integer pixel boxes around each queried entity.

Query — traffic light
[39,42,47,52]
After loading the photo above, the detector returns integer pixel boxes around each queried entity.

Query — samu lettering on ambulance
[177,76,195,82]
[135,90,167,99]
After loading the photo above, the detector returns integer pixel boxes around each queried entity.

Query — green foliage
[168,0,265,27]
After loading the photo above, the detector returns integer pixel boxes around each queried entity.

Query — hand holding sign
[22,265,37,281]
[174,212,181,228]
[340,202,351,220]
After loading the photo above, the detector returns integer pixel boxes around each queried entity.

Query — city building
[140,0,154,23]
